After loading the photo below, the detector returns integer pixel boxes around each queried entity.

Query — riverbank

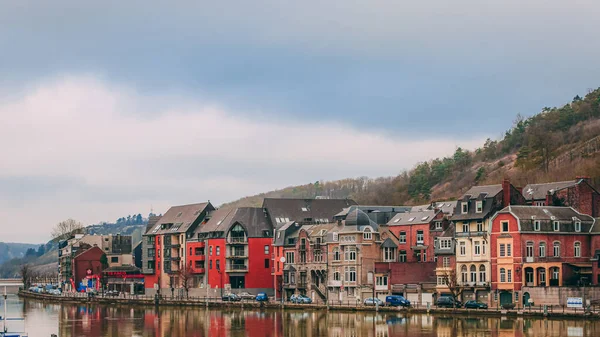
[18,290,600,320]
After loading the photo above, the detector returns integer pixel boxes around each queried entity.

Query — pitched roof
[388,209,439,226]
[144,215,162,235]
[461,184,503,199]
[522,180,580,200]
[262,198,357,226]
[498,205,595,232]
[152,202,213,235]
[197,207,272,238]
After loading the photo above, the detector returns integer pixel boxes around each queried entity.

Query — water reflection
[15,298,600,337]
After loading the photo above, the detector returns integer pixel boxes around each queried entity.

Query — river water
[3,295,600,337]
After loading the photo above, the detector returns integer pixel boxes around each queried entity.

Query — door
[523,292,530,306]
[421,293,434,306]
[499,292,512,306]
[407,293,419,304]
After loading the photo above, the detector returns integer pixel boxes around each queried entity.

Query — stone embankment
[18,290,600,320]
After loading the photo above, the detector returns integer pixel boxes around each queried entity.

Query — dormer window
[575,221,581,232]
[476,201,483,213]
[461,202,468,214]
[435,222,442,230]
[534,220,541,231]
[363,228,372,240]
[553,221,560,232]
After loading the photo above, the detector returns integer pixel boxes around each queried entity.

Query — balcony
[191,267,205,274]
[166,243,181,248]
[455,231,487,238]
[226,249,248,259]
[328,280,342,287]
[297,281,308,288]
[227,236,248,244]
[226,264,248,272]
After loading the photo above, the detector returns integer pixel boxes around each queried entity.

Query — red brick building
[72,246,105,291]
[490,205,595,307]
[387,209,448,263]
[522,177,600,216]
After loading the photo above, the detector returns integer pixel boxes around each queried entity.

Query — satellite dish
[280,257,286,263]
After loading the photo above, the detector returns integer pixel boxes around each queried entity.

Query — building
[141,215,162,277]
[490,205,596,307]
[143,202,214,292]
[434,223,456,297]
[387,209,448,263]
[450,180,526,304]
[102,265,145,294]
[71,246,105,292]
[522,177,600,217]
[196,207,274,296]
[266,198,359,300]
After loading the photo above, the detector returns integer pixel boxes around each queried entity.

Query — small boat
[0,283,28,337]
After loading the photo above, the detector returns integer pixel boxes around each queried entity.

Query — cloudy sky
[1,1,599,243]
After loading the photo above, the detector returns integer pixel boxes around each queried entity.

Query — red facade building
[523,177,600,217]
[72,246,105,290]
[490,205,596,306]
[387,209,448,263]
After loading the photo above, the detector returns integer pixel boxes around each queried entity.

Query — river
[3,295,600,337]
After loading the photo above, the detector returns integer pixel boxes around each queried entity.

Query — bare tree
[51,219,85,241]
[178,264,195,299]
[20,264,33,289]
[441,269,464,309]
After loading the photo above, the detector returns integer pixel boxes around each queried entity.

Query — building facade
[522,177,600,217]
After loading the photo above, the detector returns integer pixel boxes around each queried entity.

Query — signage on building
[86,269,92,275]
[567,297,583,308]
[105,271,144,279]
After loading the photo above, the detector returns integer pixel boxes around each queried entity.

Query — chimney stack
[502,179,511,207]
[546,190,553,206]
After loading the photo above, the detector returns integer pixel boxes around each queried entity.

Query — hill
[222,88,600,208]
[0,242,41,265]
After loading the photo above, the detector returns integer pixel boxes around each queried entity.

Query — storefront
[102,266,145,294]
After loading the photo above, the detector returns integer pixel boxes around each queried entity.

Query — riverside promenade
[18,290,600,320]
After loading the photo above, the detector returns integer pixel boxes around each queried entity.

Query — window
[376,276,388,286]
[574,242,581,257]
[500,268,506,283]
[539,269,546,284]
[416,230,424,244]
[216,260,220,270]
[507,269,512,283]
[474,241,481,255]
[437,277,448,286]
[147,236,154,244]
[264,259,270,268]
[552,268,559,280]
[539,242,546,257]
[526,242,533,257]
[461,202,468,214]
[470,265,477,283]
[264,245,270,255]
[553,221,560,232]
[439,238,452,249]
[501,221,509,232]
[507,243,512,257]
[363,228,372,240]
[286,252,295,264]
[476,201,483,213]
[399,250,407,262]
[345,267,356,282]
[209,260,213,269]
[383,247,395,262]
[462,222,469,232]
[399,232,406,244]
[195,247,203,255]
[344,246,356,261]
[443,257,450,268]
[333,248,340,261]
[332,233,339,242]
[534,220,541,231]
[209,246,213,256]
[459,242,466,256]
[482,243,486,255]
[479,265,486,283]
[148,248,155,258]
[147,261,154,269]
[333,271,340,281]
[461,265,468,283]
[575,221,581,232]
[435,222,443,230]
[216,247,220,256]
[553,242,560,257]
[499,244,506,257]
[111,256,118,263]
[477,221,483,232]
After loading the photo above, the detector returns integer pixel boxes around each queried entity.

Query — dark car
[256,292,269,302]
[437,296,462,308]
[464,300,488,309]
[222,293,241,302]
[386,295,411,307]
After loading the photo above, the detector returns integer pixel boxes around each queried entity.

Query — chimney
[546,190,553,206]
[502,179,511,207]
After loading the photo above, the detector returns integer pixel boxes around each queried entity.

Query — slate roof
[144,215,162,235]
[274,221,298,246]
[262,198,357,226]
[151,202,213,235]
[461,184,503,200]
[387,209,439,226]
[498,205,595,232]
[522,180,580,201]
[411,201,457,215]
[342,208,380,231]
[197,207,273,238]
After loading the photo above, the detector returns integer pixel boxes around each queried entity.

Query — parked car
[106,290,119,297]
[290,294,312,304]
[364,298,384,306]
[222,293,241,302]
[437,296,462,308]
[256,292,269,302]
[385,295,411,307]
[238,292,256,300]
[464,300,488,309]
[48,289,62,296]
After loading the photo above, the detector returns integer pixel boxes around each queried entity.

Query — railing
[227,237,248,244]
[226,264,248,272]
[455,231,487,237]
[226,250,248,258]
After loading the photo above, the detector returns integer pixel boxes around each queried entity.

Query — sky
[1,1,600,243]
